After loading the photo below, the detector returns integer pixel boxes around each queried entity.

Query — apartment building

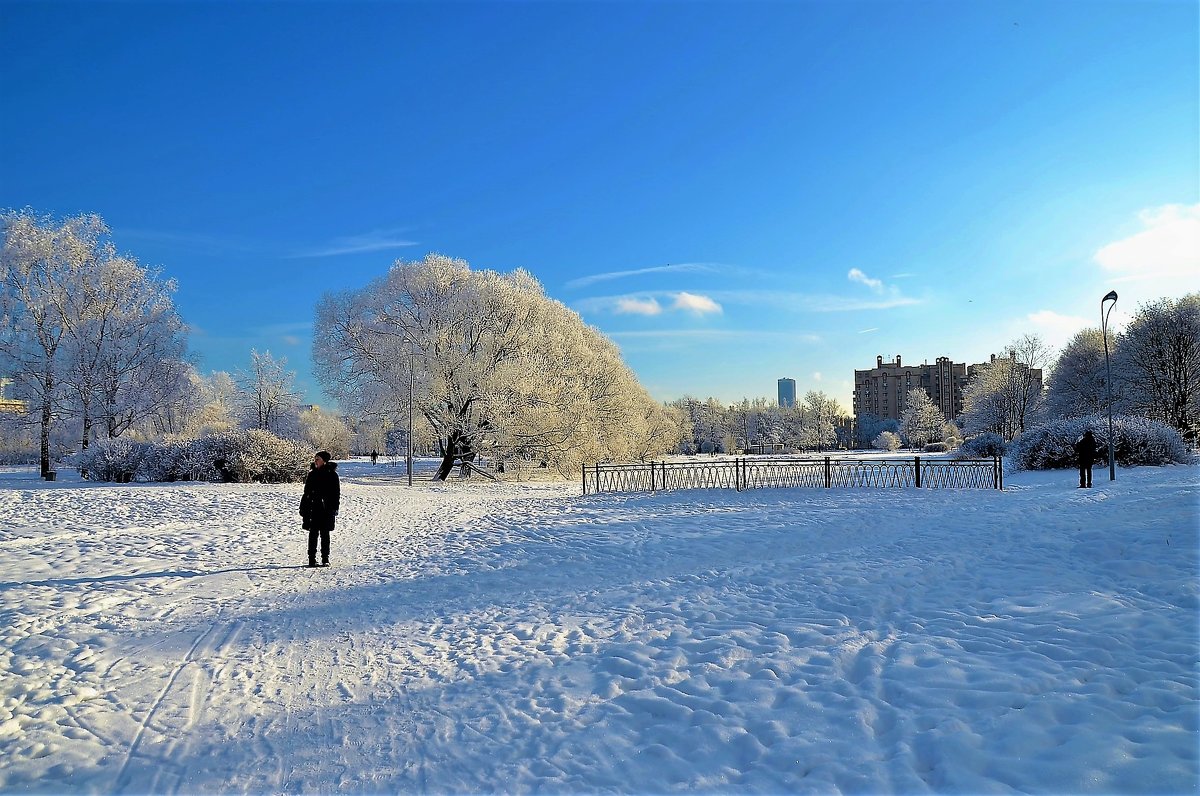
[852,355,968,421]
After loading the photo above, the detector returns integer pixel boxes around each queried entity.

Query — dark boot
[307,556,318,568]
[320,556,329,567]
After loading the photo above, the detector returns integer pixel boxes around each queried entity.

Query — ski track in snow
[0,461,1196,794]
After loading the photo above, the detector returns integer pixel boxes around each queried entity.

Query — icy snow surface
[0,460,1196,794]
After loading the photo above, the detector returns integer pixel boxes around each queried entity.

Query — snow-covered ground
[1,460,1196,794]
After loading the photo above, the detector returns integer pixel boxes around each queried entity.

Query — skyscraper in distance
[778,378,796,408]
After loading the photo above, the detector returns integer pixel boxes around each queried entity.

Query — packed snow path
[1,462,1196,794]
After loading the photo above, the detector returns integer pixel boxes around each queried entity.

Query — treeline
[0,210,354,473]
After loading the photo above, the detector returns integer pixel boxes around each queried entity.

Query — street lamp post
[1101,290,1118,481]
[407,349,414,487]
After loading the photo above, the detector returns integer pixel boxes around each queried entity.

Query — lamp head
[1102,290,1118,304]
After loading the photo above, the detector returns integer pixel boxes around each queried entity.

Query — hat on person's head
[315,451,332,463]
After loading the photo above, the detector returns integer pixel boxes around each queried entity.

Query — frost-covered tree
[61,253,190,445]
[238,350,301,436]
[899,388,944,448]
[180,370,241,437]
[0,210,106,475]
[1044,328,1109,421]
[961,334,1051,440]
[314,253,673,479]
[873,430,901,451]
[798,390,842,451]
[1,210,192,470]
[298,407,352,460]
[1113,294,1200,438]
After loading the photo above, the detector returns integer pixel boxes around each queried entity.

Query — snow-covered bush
[77,429,311,483]
[941,421,963,450]
[956,432,1006,459]
[923,442,948,453]
[873,431,901,451]
[1008,415,1195,472]
[224,429,311,483]
[75,438,146,481]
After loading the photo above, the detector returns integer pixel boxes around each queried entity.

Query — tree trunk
[433,431,476,481]
[79,402,92,479]
[40,395,52,478]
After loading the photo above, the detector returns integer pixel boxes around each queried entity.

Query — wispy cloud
[566,262,725,289]
[608,329,822,344]
[290,228,418,258]
[848,268,884,293]
[1094,203,1199,281]
[858,327,879,334]
[116,228,265,256]
[672,292,723,315]
[706,289,919,312]
[615,297,663,316]
[576,285,919,317]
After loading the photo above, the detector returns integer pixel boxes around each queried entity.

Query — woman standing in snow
[300,451,340,567]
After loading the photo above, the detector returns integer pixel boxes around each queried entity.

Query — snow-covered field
[1,460,1196,795]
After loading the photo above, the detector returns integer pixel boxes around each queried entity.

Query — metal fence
[582,456,1003,495]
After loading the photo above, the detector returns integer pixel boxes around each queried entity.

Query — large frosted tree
[1113,294,1200,437]
[1043,328,1109,420]
[961,334,1051,439]
[0,211,107,474]
[61,252,190,446]
[899,388,944,448]
[314,253,676,479]
[238,350,301,435]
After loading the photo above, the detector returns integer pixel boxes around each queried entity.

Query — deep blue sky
[2,0,1197,409]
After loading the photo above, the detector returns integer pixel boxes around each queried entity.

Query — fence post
[595,463,600,493]
[996,455,1003,490]
[824,456,831,488]
[582,464,587,496]
[735,458,742,492]
[915,456,921,488]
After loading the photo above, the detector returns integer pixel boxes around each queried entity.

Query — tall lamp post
[1101,290,1118,481]
[402,336,417,488]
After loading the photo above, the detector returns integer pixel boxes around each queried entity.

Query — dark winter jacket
[300,462,340,532]
[1074,431,1097,466]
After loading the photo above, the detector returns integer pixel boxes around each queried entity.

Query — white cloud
[858,327,879,334]
[848,268,885,293]
[566,263,721,288]
[672,292,723,315]
[614,297,663,316]
[1023,310,1091,350]
[290,228,417,258]
[813,372,823,382]
[1094,203,1200,280]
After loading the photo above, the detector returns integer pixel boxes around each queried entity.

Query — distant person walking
[370,449,378,466]
[300,451,340,567]
[1074,429,1097,488]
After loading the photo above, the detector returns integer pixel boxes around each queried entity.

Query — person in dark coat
[1074,430,1097,488]
[370,449,378,466]
[300,450,340,567]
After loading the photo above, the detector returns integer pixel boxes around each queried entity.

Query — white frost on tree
[873,430,901,451]
[237,350,301,436]
[961,334,1052,440]
[899,388,945,448]
[1044,328,1110,420]
[314,254,676,480]
[1112,294,1200,438]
